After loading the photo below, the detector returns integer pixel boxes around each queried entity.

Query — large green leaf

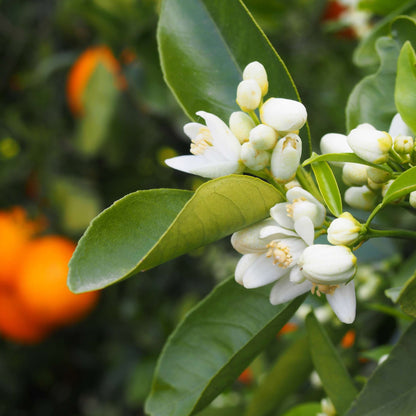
[347,37,400,131]
[382,165,416,204]
[346,321,416,416]
[244,335,312,416]
[359,0,409,15]
[397,273,416,317]
[145,278,305,416]
[306,313,358,415]
[157,0,300,120]
[311,160,342,217]
[353,0,416,67]
[395,41,416,133]
[280,403,322,416]
[68,175,281,293]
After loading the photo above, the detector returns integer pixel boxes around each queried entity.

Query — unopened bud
[342,163,367,186]
[327,212,362,246]
[409,191,416,208]
[260,98,307,135]
[347,123,392,163]
[249,124,277,150]
[270,133,302,182]
[345,185,377,211]
[241,142,270,171]
[367,178,383,191]
[236,79,262,111]
[367,166,391,184]
[393,135,414,154]
[389,113,413,137]
[229,111,255,144]
[243,61,268,96]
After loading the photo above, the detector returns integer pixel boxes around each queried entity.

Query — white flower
[260,98,307,135]
[410,191,416,208]
[342,163,368,186]
[367,166,391,184]
[229,111,255,144]
[270,133,302,182]
[327,212,362,246]
[236,79,262,111]
[393,135,414,154]
[243,61,268,96]
[249,124,277,150]
[165,111,243,178]
[240,142,270,171]
[345,185,377,211]
[388,113,413,138]
[320,133,353,167]
[347,123,392,163]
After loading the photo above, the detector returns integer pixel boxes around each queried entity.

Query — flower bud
[243,61,268,96]
[347,123,392,163]
[367,178,383,192]
[299,244,357,285]
[260,98,307,135]
[342,163,367,186]
[409,191,416,208]
[367,166,391,184]
[240,142,270,171]
[320,133,353,154]
[229,111,255,144]
[389,113,413,137]
[249,124,278,150]
[393,135,414,154]
[236,79,262,111]
[327,212,362,246]
[345,185,377,211]
[270,133,302,182]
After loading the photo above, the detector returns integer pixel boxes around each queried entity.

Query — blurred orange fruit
[15,236,99,328]
[341,329,356,349]
[66,45,126,116]
[237,367,254,385]
[0,288,49,344]
[0,207,45,288]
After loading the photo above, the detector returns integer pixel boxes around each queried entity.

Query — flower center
[286,197,307,218]
[190,127,213,155]
[266,241,292,268]
[311,284,339,296]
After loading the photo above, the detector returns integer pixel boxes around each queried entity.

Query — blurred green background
[0,0,372,415]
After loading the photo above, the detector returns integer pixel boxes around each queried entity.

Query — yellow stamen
[190,127,213,155]
[266,241,292,268]
[286,197,307,218]
[311,284,339,297]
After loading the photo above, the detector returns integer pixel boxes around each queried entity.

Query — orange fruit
[66,45,126,116]
[15,236,99,328]
[0,288,49,344]
[0,207,45,288]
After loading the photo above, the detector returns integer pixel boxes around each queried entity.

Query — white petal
[287,187,326,226]
[231,218,275,254]
[294,216,314,245]
[326,281,356,324]
[197,111,241,161]
[260,224,298,239]
[269,203,295,229]
[165,155,240,178]
[235,253,258,285]
[289,266,305,283]
[388,113,413,137]
[183,122,205,140]
[269,274,312,305]
[243,255,289,288]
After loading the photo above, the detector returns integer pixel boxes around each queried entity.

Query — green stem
[366,227,416,240]
[248,110,260,125]
[364,202,383,227]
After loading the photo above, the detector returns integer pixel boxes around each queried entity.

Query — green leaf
[157,0,304,129]
[397,274,416,317]
[311,160,342,217]
[76,63,119,155]
[306,313,358,415]
[346,321,416,416]
[68,175,281,293]
[353,0,416,67]
[244,335,313,416]
[395,41,416,133]
[359,0,409,15]
[280,403,322,416]
[381,165,416,204]
[302,153,392,172]
[391,15,416,47]
[347,37,400,131]
[145,278,305,416]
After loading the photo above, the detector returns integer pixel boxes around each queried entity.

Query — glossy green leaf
[76,63,119,155]
[391,15,416,46]
[280,403,322,416]
[346,321,416,416]
[397,273,416,317]
[68,175,281,293]
[395,41,416,133]
[302,153,392,172]
[157,0,303,129]
[382,165,416,204]
[347,37,400,131]
[306,313,358,415]
[244,335,312,416]
[353,0,416,67]
[311,160,342,217]
[145,278,305,416]
[360,0,409,15]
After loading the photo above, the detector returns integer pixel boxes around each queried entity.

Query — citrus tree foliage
[68,0,416,414]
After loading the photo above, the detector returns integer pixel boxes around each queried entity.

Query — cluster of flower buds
[321,113,416,211]
[165,62,307,183]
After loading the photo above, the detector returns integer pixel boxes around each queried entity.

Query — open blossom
[165,111,243,178]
